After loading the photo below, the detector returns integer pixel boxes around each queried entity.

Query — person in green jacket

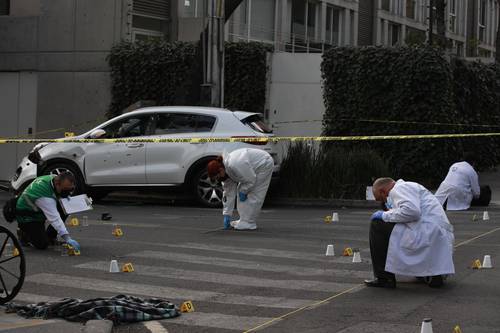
[16,172,80,250]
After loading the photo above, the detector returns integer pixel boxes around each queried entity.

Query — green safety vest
[16,175,57,223]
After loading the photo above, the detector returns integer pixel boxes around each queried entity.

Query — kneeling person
[16,173,80,251]
[366,178,454,288]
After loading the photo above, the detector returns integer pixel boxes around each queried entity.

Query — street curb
[83,319,113,333]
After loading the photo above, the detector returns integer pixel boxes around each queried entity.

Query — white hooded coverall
[434,161,480,211]
[382,180,455,277]
[222,148,274,230]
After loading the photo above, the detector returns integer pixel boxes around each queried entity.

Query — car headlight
[28,143,50,164]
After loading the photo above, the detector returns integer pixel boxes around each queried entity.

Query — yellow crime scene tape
[1,132,500,144]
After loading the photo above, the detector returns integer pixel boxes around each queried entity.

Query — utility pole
[202,0,225,107]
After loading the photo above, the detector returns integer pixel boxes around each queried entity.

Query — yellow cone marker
[64,132,75,137]
[471,259,482,269]
[122,263,134,272]
[13,248,20,257]
[324,215,332,224]
[180,301,194,313]
[70,217,80,227]
[112,226,123,237]
[343,247,353,256]
[453,325,462,333]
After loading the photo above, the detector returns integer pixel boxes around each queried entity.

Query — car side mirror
[89,129,106,139]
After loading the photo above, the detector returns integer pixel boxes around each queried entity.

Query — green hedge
[321,46,500,187]
[276,143,389,199]
[107,41,270,117]
[224,42,272,113]
[107,41,197,118]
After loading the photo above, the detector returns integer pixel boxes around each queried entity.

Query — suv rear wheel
[193,167,223,208]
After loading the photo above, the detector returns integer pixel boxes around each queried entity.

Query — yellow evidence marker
[122,263,134,272]
[13,248,20,257]
[180,301,194,313]
[69,217,80,227]
[64,132,75,137]
[112,226,123,237]
[453,325,462,333]
[324,215,332,224]
[343,247,353,256]
[471,259,482,269]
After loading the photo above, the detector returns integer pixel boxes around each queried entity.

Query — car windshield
[241,114,273,134]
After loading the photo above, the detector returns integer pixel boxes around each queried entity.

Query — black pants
[18,222,58,250]
[369,219,396,280]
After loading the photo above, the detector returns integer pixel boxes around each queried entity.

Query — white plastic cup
[325,244,335,256]
[482,255,493,268]
[352,251,362,263]
[483,211,490,221]
[420,318,433,333]
[109,260,120,273]
[82,216,89,227]
[332,212,339,222]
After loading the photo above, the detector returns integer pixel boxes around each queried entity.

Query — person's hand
[371,210,385,221]
[239,192,248,202]
[65,238,80,251]
[223,215,231,229]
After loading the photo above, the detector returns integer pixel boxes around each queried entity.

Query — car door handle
[126,143,144,148]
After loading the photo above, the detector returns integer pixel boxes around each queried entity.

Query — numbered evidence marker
[342,247,353,256]
[112,225,124,237]
[13,248,20,257]
[67,245,80,256]
[324,215,332,224]
[122,263,134,272]
[471,259,482,269]
[180,301,195,313]
[453,325,462,333]
[69,217,80,227]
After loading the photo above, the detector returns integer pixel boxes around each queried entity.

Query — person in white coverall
[207,148,274,230]
[434,154,480,211]
[365,178,455,289]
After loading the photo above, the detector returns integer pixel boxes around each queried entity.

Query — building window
[325,6,340,45]
[455,41,464,57]
[306,1,316,39]
[182,0,205,18]
[131,0,170,41]
[478,0,486,42]
[448,0,456,33]
[0,0,9,15]
[291,0,317,42]
[390,24,401,45]
[381,0,390,11]
[406,0,416,19]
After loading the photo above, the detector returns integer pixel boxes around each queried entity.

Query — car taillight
[231,136,269,146]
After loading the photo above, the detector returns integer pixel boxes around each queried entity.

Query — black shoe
[16,229,32,247]
[364,278,396,289]
[427,275,444,288]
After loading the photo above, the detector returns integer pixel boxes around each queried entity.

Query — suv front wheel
[193,168,223,208]
[41,162,85,195]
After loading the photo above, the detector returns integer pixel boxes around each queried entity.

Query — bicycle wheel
[0,226,26,304]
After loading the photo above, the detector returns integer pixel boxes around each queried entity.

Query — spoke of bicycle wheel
[0,273,9,297]
[0,237,8,258]
[0,255,19,265]
[0,266,19,281]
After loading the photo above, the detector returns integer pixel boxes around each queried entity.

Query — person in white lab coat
[207,148,274,230]
[365,178,455,289]
[434,154,480,211]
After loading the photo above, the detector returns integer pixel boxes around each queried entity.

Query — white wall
[268,52,324,137]
[0,72,37,181]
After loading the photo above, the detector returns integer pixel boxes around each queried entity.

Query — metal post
[428,0,434,45]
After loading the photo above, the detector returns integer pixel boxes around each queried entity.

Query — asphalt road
[0,193,499,333]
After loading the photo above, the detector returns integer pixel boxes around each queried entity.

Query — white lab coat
[382,180,455,277]
[222,148,274,230]
[434,161,480,211]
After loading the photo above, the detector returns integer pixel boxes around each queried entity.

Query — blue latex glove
[371,210,385,221]
[239,192,248,202]
[223,215,231,229]
[65,238,81,251]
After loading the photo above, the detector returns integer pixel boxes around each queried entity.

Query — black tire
[0,226,26,304]
[192,167,223,208]
[41,162,85,195]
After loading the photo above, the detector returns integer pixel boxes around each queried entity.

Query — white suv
[11,106,279,207]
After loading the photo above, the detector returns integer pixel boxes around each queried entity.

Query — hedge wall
[107,41,270,118]
[107,41,197,118]
[322,46,464,187]
[224,42,272,114]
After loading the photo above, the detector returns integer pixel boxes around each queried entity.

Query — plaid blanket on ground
[5,294,181,324]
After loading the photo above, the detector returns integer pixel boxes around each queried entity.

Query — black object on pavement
[101,213,112,221]
[471,185,491,207]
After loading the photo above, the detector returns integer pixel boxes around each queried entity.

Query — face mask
[59,190,72,198]
[385,196,394,210]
